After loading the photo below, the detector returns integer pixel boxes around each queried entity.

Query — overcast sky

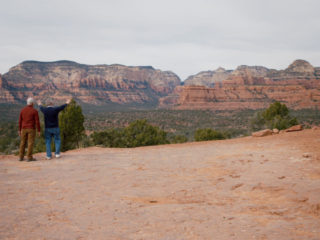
[1,0,319,80]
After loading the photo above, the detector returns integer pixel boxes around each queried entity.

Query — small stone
[231,183,244,190]
[294,197,309,202]
[303,153,311,158]
[273,128,279,134]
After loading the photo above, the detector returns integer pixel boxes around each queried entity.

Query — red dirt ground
[0,129,320,240]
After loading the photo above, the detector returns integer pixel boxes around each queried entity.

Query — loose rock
[303,153,312,158]
[285,124,303,132]
[252,129,273,137]
[273,128,279,134]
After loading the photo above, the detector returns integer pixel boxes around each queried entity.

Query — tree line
[0,101,306,154]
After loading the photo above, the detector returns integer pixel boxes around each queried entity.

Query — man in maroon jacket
[18,97,41,161]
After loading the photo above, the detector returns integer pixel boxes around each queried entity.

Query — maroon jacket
[19,105,41,132]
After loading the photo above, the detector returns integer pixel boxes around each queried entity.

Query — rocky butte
[174,60,320,110]
[183,67,233,87]
[0,60,181,106]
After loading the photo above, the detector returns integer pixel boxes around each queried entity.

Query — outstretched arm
[56,98,72,111]
[56,104,67,112]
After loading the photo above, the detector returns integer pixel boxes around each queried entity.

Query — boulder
[252,129,273,137]
[273,128,279,134]
[285,125,303,132]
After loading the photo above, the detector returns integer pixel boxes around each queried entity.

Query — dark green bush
[169,135,188,144]
[0,122,20,154]
[251,102,299,131]
[194,128,226,141]
[59,99,85,151]
[91,119,169,148]
[91,131,111,145]
[124,120,168,147]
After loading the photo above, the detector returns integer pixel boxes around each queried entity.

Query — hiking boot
[19,158,24,161]
[55,154,61,158]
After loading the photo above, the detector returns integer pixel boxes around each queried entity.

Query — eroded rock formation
[0,74,15,103]
[1,59,319,110]
[0,61,181,105]
[176,60,320,110]
[184,67,232,87]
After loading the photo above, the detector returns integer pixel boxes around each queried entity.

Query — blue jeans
[45,128,61,157]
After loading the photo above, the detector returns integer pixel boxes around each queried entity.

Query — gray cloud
[1,0,319,80]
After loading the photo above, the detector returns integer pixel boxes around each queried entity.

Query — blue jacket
[40,104,67,128]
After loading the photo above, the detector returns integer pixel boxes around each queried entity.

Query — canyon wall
[175,60,320,110]
[0,61,181,106]
[1,59,319,110]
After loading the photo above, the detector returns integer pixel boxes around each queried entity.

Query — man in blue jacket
[38,98,71,160]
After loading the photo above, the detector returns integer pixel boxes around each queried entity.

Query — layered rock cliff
[0,61,181,106]
[0,74,15,103]
[1,59,319,110]
[184,67,232,87]
[176,60,320,110]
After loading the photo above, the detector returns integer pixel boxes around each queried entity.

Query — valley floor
[0,129,320,239]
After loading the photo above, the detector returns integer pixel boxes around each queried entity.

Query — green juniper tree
[59,99,85,151]
[124,119,168,147]
[251,101,298,131]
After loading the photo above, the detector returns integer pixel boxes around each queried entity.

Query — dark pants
[19,129,36,160]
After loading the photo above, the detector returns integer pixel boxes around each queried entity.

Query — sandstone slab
[0,130,319,239]
[285,124,303,132]
[252,129,273,137]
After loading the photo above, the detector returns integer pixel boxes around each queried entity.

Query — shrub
[100,129,127,148]
[124,120,168,147]
[91,119,169,148]
[251,102,298,131]
[0,122,20,154]
[91,131,110,145]
[194,128,226,141]
[169,135,188,144]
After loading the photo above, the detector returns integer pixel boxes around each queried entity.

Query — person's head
[46,99,54,106]
[27,97,34,106]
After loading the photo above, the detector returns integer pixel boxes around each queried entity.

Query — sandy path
[0,129,320,240]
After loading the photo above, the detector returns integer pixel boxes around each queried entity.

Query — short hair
[27,97,34,105]
[46,99,54,106]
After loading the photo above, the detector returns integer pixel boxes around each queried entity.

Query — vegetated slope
[0,128,319,239]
